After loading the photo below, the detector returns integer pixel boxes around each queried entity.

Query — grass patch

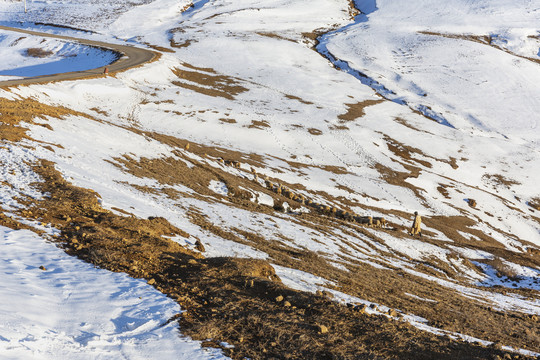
[25,48,54,58]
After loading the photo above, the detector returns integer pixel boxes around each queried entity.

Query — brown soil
[284,94,314,105]
[529,198,540,211]
[482,174,520,189]
[25,48,54,58]
[337,100,384,122]
[0,96,90,142]
[248,120,271,129]
[308,128,323,135]
[171,65,248,100]
[219,118,237,124]
[256,32,296,43]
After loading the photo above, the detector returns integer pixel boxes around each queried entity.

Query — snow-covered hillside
[0,0,539,358]
[325,0,540,141]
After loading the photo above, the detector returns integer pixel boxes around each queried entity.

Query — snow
[208,180,228,196]
[0,0,539,356]
[0,225,227,359]
[326,0,540,141]
[475,261,540,291]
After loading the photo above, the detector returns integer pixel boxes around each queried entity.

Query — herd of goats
[218,157,387,228]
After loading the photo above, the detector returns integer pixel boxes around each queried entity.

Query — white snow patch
[208,180,228,196]
[0,226,228,359]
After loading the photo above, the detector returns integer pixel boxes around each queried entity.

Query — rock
[354,304,367,314]
[322,290,334,299]
[468,198,477,208]
[147,278,156,285]
[275,295,284,302]
[195,239,206,252]
[188,259,198,265]
[388,309,398,317]
[316,324,328,334]
[283,301,291,307]
[39,265,46,271]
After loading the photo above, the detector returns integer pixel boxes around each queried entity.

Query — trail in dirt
[0,25,157,86]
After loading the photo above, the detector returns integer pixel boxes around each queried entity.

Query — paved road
[0,25,158,87]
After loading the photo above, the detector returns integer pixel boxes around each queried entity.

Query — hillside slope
[0,0,539,358]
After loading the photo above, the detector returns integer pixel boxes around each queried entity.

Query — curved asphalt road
[0,25,158,87]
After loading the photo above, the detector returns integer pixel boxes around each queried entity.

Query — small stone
[322,290,334,299]
[354,304,367,314]
[283,301,291,307]
[316,324,328,334]
[195,239,205,252]
[147,278,156,285]
[388,309,398,317]
[275,295,284,302]
[39,265,46,271]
